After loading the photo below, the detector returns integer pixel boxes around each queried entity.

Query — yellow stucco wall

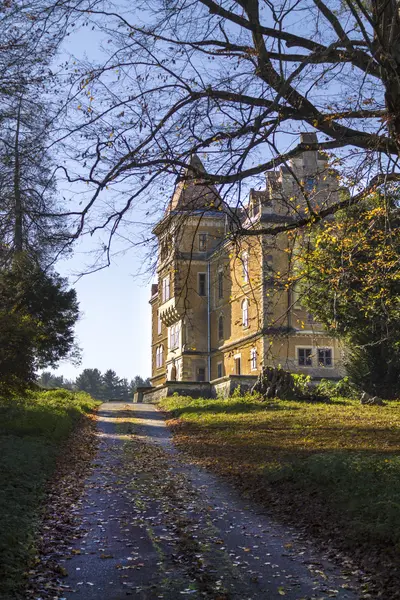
[150,145,344,384]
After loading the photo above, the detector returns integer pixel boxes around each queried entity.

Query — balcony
[159,296,186,326]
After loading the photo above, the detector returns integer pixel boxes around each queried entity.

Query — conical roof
[168,155,221,212]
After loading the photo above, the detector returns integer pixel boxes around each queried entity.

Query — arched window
[156,345,164,368]
[242,299,249,328]
[218,315,224,340]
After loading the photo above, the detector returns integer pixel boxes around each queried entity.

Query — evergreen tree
[38,372,74,390]
[38,371,54,388]
[75,368,104,399]
[0,254,79,391]
[102,369,121,400]
[119,378,131,401]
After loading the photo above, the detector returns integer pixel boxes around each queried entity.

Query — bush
[291,373,312,397]
[315,377,360,400]
[335,376,360,399]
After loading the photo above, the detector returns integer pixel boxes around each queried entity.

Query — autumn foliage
[299,193,400,397]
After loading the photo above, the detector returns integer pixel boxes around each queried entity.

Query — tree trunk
[372,0,400,150]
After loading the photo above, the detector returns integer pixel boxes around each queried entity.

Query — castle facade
[148,133,344,396]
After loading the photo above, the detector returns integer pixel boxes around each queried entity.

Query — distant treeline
[38,369,150,401]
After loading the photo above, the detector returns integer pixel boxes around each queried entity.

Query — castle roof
[167,154,222,213]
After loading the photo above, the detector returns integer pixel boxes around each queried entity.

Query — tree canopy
[0,255,79,390]
[299,191,400,397]
[40,0,400,263]
[44,368,151,400]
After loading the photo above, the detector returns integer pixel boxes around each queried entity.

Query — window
[156,345,164,368]
[242,252,249,283]
[217,362,223,379]
[307,312,318,324]
[169,323,179,350]
[157,311,162,335]
[251,348,257,370]
[298,347,312,367]
[218,315,224,340]
[218,270,223,299]
[304,176,315,192]
[252,201,259,216]
[199,233,207,251]
[197,366,206,382]
[162,276,170,302]
[198,273,206,296]
[293,282,303,310]
[160,234,172,262]
[242,298,249,328]
[235,356,241,375]
[160,241,168,262]
[318,348,332,367]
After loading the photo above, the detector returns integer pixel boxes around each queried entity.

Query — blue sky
[55,238,152,381]
[51,14,154,382]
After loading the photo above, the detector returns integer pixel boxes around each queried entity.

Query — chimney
[300,132,318,145]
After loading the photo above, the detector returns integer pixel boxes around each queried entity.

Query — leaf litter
[24,403,367,599]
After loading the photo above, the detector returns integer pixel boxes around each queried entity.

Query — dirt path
[59,402,361,600]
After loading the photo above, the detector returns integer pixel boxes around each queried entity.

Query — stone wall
[211,375,258,398]
[139,385,169,404]
[140,375,258,403]
[141,380,212,403]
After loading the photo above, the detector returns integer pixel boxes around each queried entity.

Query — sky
[51,12,155,383]
[54,240,152,382]
[47,1,327,383]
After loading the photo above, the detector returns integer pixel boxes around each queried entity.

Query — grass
[160,394,400,586]
[0,388,98,599]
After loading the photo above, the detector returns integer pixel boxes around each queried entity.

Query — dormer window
[199,233,207,251]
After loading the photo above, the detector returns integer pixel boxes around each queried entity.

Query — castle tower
[150,155,226,386]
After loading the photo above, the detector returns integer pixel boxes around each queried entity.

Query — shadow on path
[60,402,361,600]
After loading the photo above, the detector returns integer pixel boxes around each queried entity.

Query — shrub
[291,373,312,397]
[315,377,360,400]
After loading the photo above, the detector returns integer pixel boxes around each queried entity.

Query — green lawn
[160,395,400,579]
[0,389,98,599]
